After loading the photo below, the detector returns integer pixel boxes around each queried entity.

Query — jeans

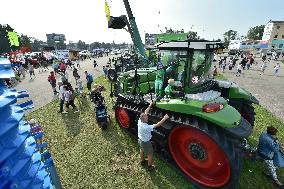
[265,160,278,180]
[59,99,64,112]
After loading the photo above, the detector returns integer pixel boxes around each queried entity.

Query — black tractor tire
[240,103,255,127]
[168,119,242,189]
[108,69,118,82]
[229,101,255,127]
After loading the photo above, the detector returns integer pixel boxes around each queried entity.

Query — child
[236,64,242,77]
[228,59,233,71]
[48,71,58,95]
[63,86,79,113]
[213,66,218,77]
[165,79,175,97]
[76,76,83,96]
[260,62,267,75]
[28,63,35,79]
[222,60,226,73]
[274,62,280,75]
[103,66,108,78]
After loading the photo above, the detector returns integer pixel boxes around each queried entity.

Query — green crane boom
[122,0,146,62]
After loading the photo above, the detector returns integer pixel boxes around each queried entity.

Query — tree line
[223,25,265,47]
[0,23,265,54]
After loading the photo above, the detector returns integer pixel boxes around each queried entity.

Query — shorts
[138,139,153,155]
[87,82,92,90]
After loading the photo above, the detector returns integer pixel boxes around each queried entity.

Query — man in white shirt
[138,101,169,170]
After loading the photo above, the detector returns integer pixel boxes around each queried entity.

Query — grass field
[26,76,284,189]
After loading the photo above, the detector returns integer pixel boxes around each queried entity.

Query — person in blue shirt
[258,126,284,188]
[85,71,94,91]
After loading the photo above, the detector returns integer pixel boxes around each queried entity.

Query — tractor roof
[156,41,224,51]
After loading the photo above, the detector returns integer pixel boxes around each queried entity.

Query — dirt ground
[15,56,114,113]
[222,57,284,122]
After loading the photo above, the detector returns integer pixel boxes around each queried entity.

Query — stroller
[90,85,110,130]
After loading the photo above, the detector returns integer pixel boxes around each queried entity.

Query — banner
[105,0,111,21]
[7,32,19,47]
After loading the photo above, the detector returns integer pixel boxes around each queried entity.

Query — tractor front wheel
[168,123,241,189]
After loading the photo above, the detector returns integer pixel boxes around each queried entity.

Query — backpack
[89,74,93,82]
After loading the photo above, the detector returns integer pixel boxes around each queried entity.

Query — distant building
[272,39,284,52]
[262,20,284,48]
[228,40,261,50]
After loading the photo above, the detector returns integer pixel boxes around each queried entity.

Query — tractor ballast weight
[112,41,258,189]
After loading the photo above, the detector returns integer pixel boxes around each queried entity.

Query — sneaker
[74,110,80,113]
[62,111,68,114]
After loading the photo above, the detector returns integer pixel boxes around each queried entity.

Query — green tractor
[112,40,259,189]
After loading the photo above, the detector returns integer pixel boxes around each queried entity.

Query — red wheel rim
[115,108,130,129]
[168,126,231,187]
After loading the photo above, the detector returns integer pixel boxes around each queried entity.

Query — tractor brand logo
[192,76,199,84]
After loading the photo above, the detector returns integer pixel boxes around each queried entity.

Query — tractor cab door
[186,50,214,93]
[160,50,187,90]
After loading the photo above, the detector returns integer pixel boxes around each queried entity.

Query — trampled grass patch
[27,76,284,189]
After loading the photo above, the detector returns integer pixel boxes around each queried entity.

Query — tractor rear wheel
[168,122,241,189]
[115,107,132,129]
[240,103,255,126]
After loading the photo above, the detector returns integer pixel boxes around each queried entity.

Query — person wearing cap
[258,126,284,188]
[155,61,165,97]
[138,101,169,170]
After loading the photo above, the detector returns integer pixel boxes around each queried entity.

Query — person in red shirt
[48,71,58,95]
[59,63,66,73]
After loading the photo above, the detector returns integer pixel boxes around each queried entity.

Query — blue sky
[0,0,283,43]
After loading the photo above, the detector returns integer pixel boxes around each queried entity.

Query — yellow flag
[8,32,19,47]
[105,0,111,21]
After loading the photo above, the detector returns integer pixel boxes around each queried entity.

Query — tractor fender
[156,98,241,129]
[155,99,253,139]
[215,80,259,104]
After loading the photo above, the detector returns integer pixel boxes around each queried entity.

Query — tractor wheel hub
[189,143,207,161]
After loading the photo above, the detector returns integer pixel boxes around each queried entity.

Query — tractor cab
[156,41,223,94]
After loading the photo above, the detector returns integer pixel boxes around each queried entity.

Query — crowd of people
[214,51,282,77]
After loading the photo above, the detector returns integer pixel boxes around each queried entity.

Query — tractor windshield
[160,50,187,87]
[189,50,213,87]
